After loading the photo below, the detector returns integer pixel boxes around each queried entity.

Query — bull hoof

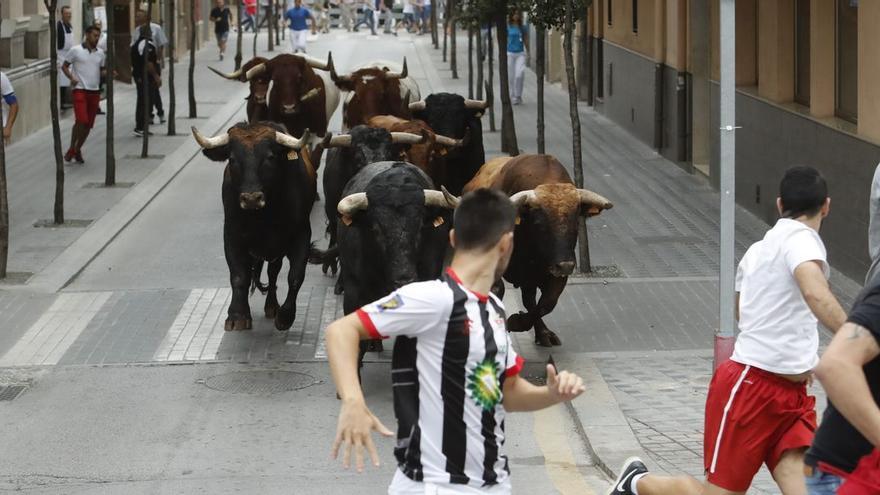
[264,303,278,319]
[274,308,295,331]
[535,330,562,347]
[507,312,535,333]
[225,318,253,331]
[333,278,345,295]
[365,339,384,353]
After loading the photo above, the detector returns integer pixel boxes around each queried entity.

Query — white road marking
[0,292,112,366]
[314,287,338,360]
[154,288,231,362]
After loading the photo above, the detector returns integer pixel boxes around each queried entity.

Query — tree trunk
[442,0,448,62]
[252,10,259,57]
[105,0,116,185]
[486,23,495,132]
[46,0,64,224]
[141,0,155,158]
[0,0,6,277]
[188,0,197,118]
[536,26,545,154]
[267,4,274,51]
[467,27,473,98]
[274,1,280,46]
[235,0,243,70]
[476,25,483,100]
[167,0,177,135]
[431,0,438,48]
[495,14,518,155]
[449,0,457,78]
[564,0,590,272]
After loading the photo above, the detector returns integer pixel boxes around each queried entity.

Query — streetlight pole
[716,0,737,369]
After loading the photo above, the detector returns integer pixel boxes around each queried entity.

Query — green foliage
[527,0,591,29]
[455,0,591,30]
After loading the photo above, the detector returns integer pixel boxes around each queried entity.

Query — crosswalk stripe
[0,292,112,366]
[154,288,231,362]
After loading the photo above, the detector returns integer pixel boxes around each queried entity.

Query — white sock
[630,472,647,495]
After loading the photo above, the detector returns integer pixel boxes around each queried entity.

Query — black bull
[193,122,317,331]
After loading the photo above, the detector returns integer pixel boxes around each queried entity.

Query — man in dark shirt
[807,281,880,493]
[210,0,233,61]
[131,31,161,136]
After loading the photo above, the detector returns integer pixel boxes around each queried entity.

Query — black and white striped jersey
[356,268,524,489]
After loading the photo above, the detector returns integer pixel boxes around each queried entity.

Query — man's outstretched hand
[331,398,393,473]
[546,364,586,403]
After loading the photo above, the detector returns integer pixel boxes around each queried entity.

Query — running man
[285,0,316,54]
[609,166,847,495]
[1,70,18,143]
[62,25,106,164]
[326,188,586,494]
[210,0,233,61]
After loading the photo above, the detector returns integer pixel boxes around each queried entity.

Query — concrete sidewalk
[415,35,862,494]
[0,32,280,293]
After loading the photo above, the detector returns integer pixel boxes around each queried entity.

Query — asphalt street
[0,31,611,494]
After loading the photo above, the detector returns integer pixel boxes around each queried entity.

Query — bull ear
[201,146,231,162]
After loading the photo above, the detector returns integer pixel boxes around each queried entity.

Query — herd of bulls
[192,52,614,365]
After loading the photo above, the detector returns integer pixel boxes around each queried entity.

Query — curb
[555,354,649,481]
[25,87,250,294]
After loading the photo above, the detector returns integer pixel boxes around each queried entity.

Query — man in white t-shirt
[326,189,586,494]
[0,71,18,143]
[61,26,106,164]
[609,166,847,495]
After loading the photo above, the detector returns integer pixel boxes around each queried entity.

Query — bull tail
[250,260,270,295]
[309,243,338,265]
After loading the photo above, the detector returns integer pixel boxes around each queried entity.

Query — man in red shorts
[607,166,848,495]
[62,25,105,164]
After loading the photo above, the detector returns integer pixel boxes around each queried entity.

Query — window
[795,0,810,106]
[632,0,638,33]
[836,0,858,122]
[607,0,612,25]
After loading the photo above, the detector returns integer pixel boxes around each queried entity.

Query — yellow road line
[532,406,597,495]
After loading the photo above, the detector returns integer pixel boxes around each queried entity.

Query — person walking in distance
[380,0,395,35]
[130,9,168,124]
[56,6,75,110]
[506,11,528,106]
[339,0,356,31]
[131,27,161,137]
[608,166,848,495]
[0,71,19,144]
[61,26,106,164]
[326,189,587,494]
[210,0,233,61]
[242,0,257,32]
[352,0,376,35]
[419,0,431,35]
[398,0,415,33]
[285,0,316,54]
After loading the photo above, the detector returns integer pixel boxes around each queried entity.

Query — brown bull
[464,154,613,347]
[367,115,465,188]
[209,57,270,123]
[332,59,420,129]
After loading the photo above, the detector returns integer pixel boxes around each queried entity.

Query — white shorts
[388,469,512,495]
[289,29,308,53]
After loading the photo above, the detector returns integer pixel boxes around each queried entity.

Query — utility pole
[716,0,736,370]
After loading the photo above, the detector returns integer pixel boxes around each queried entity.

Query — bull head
[191,126,311,151]
[322,132,424,148]
[383,58,408,80]
[510,188,614,217]
[338,187,459,217]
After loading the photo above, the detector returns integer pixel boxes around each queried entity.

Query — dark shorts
[215,30,229,44]
[72,89,101,128]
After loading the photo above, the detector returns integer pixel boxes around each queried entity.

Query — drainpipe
[654,63,664,150]
[677,72,688,162]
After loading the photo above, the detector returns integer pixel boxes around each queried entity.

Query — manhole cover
[202,370,318,394]
[0,385,27,401]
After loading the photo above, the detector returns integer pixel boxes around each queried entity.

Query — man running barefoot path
[326,189,587,494]
[62,25,106,164]
[609,166,847,495]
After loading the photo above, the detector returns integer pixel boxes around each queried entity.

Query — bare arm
[4,102,18,140]
[326,313,393,472]
[815,322,880,447]
[502,364,585,413]
[795,260,847,333]
[62,62,78,86]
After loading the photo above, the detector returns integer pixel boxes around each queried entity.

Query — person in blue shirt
[286,0,316,53]
[507,11,528,105]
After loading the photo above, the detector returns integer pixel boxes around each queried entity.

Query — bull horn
[509,190,538,208]
[330,63,353,83]
[408,100,427,112]
[208,65,243,80]
[293,52,331,70]
[338,192,368,216]
[434,134,465,148]
[275,128,311,150]
[385,58,408,80]
[577,189,614,210]
[191,126,229,149]
[464,98,491,110]
[424,188,458,209]
[390,132,425,145]
[300,87,323,102]
[323,134,353,148]
[245,62,267,81]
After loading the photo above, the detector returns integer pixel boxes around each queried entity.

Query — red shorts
[72,89,101,128]
[703,360,816,492]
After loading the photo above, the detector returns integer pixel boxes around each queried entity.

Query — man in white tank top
[607,166,848,495]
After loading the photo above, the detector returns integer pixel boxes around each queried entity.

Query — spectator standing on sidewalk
[398,0,415,33]
[380,0,395,35]
[130,9,168,124]
[0,71,18,144]
[506,11,528,105]
[210,0,233,61]
[286,0,316,54]
[608,166,848,495]
[131,27,161,137]
[352,0,376,35]
[57,6,75,110]
[325,189,587,493]
[339,0,356,31]
[61,26,106,164]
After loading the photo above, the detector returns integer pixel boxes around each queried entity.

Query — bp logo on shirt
[467,359,502,411]
[377,293,404,312]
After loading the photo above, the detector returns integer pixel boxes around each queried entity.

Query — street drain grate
[201,370,318,395]
[0,385,27,401]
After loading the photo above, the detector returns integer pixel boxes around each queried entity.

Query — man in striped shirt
[326,188,586,494]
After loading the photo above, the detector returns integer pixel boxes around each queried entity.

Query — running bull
[331,59,421,129]
[208,56,270,123]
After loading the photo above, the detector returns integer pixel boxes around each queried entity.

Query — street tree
[467,26,473,97]
[450,0,458,79]
[493,4,517,154]
[188,0,197,118]
[105,0,117,185]
[564,0,590,270]
[274,0,280,46]
[267,0,274,51]
[45,0,65,224]
[431,0,439,48]
[235,0,243,70]
[0,0,6,277]
[141,0,155,159]
[486,23,495,132]
[475,25,483,100]
[167,0,177,136]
